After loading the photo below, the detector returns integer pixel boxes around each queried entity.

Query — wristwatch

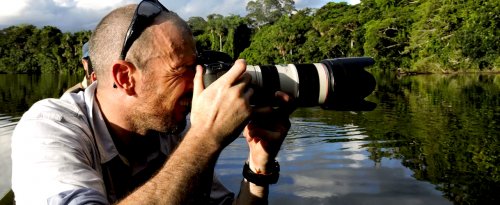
[242,160,280,186]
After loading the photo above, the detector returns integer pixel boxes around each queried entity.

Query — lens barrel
[200,51,376,111]
[245,63,329,107]
[321,58,376,111]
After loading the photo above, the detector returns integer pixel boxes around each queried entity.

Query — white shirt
[11,82,233,204]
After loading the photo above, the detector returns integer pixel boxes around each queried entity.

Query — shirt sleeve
[47,188,108,205]
[11,101,107,205]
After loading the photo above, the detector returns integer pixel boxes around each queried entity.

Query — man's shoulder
[12,95,96,159]
[11,96,105,205]
[23,95,86,122]
[16,94,91,137]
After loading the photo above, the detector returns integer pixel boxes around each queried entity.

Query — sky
[0,0,360,32]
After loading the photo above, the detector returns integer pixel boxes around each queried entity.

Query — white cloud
[0,0,28,17]
[348,0,360,5]
[0,0,136,31]
[295,0,333,9]
[175,0,252,20]
[75,0,135,10]
[53,0,74,7]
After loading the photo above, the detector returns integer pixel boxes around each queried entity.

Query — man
[11,1,293,204]
[65,42,97,93]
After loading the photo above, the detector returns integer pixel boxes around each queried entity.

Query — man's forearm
[118,129,222,204]
[234,179,269,205]
[234,158,274,205]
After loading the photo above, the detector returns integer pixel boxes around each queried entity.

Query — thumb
[193,65,204,98]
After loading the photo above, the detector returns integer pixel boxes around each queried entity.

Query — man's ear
[81,59,89,72]
[111,60,136,96]
[90,72,97,82]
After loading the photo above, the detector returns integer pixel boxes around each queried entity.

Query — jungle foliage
[1,0,498,73]
[192,0,499,72]
[0,25,90,74]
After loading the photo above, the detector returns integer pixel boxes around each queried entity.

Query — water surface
[1,73,499,204]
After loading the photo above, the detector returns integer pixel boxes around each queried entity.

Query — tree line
[0,25,91,74]
[1,0,498,74]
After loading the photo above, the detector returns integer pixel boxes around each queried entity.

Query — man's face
[130,22,196,134]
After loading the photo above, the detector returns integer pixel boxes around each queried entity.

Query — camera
[198,50,376,111]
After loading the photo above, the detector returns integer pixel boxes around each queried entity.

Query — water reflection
[216,117,451,204]
[1,73,499,204]
[216,74,500,204]
[0,73,80,116]
[216,119,451,204]
[0,114,18,197]
[0,73,80,199]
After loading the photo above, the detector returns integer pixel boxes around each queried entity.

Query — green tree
[0,25,38,73]
[206,14,226,51]
[246,0,296,28]
[310,2,364,59]
[0,25,91,74]
[188,16,211,51]
[455,0,500,70]
[187,16,208,36]
[407,0,500,72]
[362,0,418,70]
[222,15,251,58]
[198,14,252,59]
[240,9,312,64]
[1,0,499,73]
[36,26,63,73]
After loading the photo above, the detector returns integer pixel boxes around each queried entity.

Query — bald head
[89,4,192,87]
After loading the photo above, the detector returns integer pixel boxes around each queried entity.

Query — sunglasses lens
[138,1,161,17]
[120,0,168,60]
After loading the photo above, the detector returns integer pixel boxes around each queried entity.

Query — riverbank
[394,68,500,76]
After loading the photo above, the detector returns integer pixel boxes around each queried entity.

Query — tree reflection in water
[1,73,499,204]
[293,73,500,204]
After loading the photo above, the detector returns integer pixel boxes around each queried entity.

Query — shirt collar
[84,82,118,164]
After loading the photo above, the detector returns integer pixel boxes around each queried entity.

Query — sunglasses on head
[119,0,169,60]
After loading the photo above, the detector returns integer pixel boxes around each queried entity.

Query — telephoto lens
[199,51,376,111]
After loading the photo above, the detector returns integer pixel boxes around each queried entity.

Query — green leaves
[0,25,91,74]
[246,0,296,28]
[241,0,499,71]
[1,0,498,73]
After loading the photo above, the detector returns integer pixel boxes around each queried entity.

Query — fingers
[275,91,290,103]
[233,72,253,98]
[243,87,254,102]
[193,65,204,97]
[274,91,297,116]
[220,59,247,84]
[251,91,296,117]
[252,106,273,115]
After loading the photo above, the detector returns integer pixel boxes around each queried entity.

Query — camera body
[198,50,376,111]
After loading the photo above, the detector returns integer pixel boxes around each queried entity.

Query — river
[1,73,499,204]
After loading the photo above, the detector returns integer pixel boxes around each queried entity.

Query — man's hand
[122,60,254,205]
[190,59,254,149]
[244,91,295,173]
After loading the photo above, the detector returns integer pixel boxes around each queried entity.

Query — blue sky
[0,0,360,32]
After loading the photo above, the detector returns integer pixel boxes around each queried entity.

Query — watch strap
[242,160,280,186]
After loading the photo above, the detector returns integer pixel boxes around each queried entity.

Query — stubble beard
[129,105,187,136]
[134,72,188,135]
